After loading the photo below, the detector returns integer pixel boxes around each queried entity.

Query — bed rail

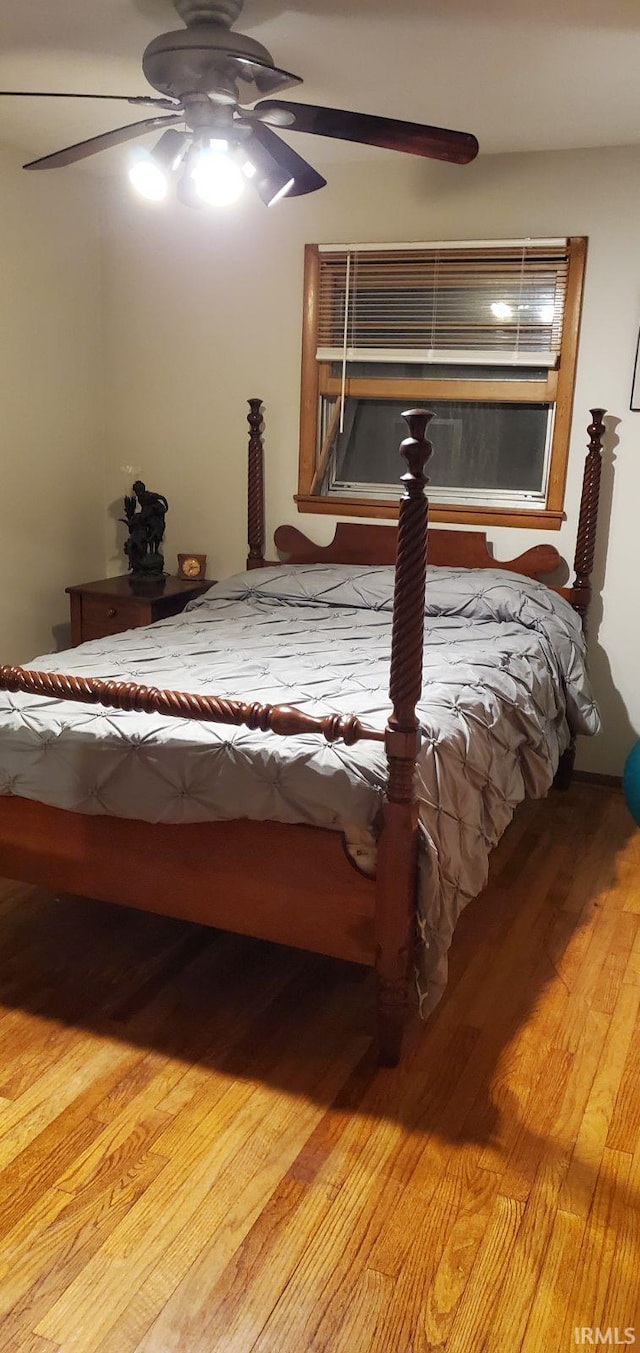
[0,667,385,747]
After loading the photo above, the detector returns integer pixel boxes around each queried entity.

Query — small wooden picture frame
[177,553,207,581]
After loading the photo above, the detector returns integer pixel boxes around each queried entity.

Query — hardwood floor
[0,783,637,1351]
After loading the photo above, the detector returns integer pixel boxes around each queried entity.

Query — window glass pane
[321,398,550,496]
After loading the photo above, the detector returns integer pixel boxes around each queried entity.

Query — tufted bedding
[0,564,599,1012]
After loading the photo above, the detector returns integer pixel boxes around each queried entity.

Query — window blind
[316,239,570,368]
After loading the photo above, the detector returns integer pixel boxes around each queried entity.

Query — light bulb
[191,147,245,206]
[128,154,168,202]
[490,301,513,320]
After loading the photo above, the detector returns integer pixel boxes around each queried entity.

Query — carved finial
[247,397,262,425]
[587,407,606,450]
[400,408,434,485]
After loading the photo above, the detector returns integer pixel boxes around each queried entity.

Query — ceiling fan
[0,0,479,207]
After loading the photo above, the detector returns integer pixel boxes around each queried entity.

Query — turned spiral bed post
[376,409,433,1066]
[247,397,266,570]
[555,407,606,792]
[572,407,606,623]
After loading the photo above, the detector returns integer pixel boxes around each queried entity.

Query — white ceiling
[0,0,639,173]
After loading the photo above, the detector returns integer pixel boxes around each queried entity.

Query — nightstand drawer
[80,595,148,641]
[67,576,215,646]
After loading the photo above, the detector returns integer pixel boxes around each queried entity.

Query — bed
[0,403,606,1063]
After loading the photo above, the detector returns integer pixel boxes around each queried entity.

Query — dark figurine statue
[121,481,169,580]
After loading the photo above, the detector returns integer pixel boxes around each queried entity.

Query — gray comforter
[0,565,599,1012]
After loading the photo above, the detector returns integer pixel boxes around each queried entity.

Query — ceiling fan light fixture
[176,165,205,207]
[128,151,169,201]
[154,127,189,171]
[190,143,245,205]
[128,128,187,201]
[267,175,294,206]
[237,135,298,207]
[251,161,293,206]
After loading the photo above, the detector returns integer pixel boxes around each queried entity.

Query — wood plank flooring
[0,783,637,1351]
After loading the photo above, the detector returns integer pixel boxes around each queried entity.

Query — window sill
[295,495,564,531]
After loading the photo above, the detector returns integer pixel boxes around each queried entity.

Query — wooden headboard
[246,399,606,624]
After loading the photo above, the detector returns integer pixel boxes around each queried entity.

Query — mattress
[0,564,599,1012]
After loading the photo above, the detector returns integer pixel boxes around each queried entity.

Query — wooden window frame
[296,237,587,530]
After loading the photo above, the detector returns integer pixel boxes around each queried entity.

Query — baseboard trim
[573,770,623,788]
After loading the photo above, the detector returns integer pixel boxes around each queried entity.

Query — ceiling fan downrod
[173,0,245,27]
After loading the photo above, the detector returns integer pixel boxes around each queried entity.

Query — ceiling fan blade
[23,115,184,170]
[255,100,479,166]
[244,119,326,198]
[0,91,178,110]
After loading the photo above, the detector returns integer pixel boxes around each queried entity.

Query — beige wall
[0,146,103,661]
[100,142,640,776]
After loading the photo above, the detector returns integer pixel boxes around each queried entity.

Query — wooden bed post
[376,409,433,1066]
[572,407,606,623]
[555,407,606,791]
[247,397,266,570]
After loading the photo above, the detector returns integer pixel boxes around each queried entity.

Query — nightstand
[66,575,215,646]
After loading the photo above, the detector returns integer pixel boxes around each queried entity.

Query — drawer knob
[107,607,117,618]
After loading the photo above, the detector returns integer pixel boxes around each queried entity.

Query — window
[297,237,587,529]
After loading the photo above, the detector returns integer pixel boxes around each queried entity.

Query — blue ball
[623,741,640,826]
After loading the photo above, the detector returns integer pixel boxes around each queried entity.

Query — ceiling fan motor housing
[143,24,281,101]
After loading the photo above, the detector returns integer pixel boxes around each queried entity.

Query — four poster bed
[0,404,606,1064]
